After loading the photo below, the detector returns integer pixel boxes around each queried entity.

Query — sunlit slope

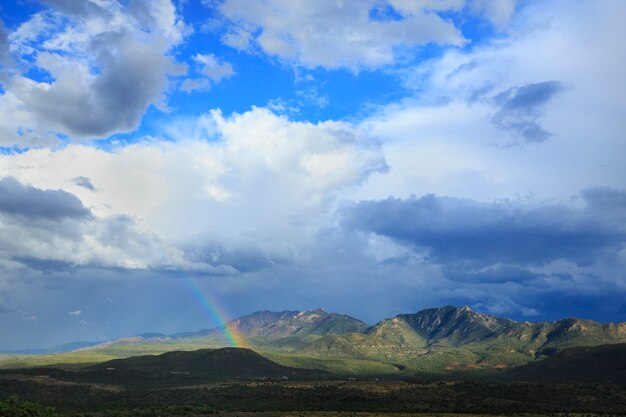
[2,305,626,375]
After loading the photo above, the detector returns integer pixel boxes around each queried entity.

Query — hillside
[87,347,326,379]
[294,306,626,373]
[507,343,626,384]
[219,308,369,338]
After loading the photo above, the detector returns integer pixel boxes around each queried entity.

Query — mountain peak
[377,305,516,346]
[297,308,328,317]
[218,308,367,338]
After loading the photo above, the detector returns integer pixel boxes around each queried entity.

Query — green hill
[87,347,326,379]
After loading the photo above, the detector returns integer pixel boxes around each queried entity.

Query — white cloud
[215,0,466,70]
[0,0,187,145]
[470,0,517,26]
[353,0,626,203]
[0,107,386,274]
[68,309,82,316]
[194,53,234,81]
[181,53,234,92]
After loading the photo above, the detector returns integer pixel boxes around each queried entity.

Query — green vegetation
[261,351,400,375]
[0,395,58,417]
[1,343,626,415]
[2,377,626,415]
[509,343,626,384]
[2,305,626,378]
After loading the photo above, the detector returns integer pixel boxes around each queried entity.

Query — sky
[0,0,625,350]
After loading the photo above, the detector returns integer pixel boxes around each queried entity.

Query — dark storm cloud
[491,81,565,143]
[182,241,289,274]
[0,20,9,66]
[581,187,626,213]
[0,177,90,219]
[12,257,76,272]
[442,264,541,284]
[72,176,95,191]
[344,189,626,266]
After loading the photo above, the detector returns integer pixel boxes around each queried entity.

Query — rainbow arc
[184,275,247,348]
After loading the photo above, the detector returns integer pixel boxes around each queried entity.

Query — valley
[1,306,626,415]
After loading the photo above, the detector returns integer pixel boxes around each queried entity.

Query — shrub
[0,395,58,417]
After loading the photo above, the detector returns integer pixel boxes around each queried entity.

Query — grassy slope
[3,309,626,376]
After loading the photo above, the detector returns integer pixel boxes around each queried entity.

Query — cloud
[181,53,234,92]
[0,176,90,219]
[441,264,541,284]
[0,177,181,271]
[0,108,387,275]
[358,1,626,206]
[194,53,234,82]
[0,20,10,66]
[35,0,111,18]
[0,0,186,145]
[491,81,565,144]
[344,190,626,267]
[180,78,210,92]
[68,309,82,316]
[213,0,465,70]
[71,176,95,191]
[19,311,37,321]
[470,0,517,26]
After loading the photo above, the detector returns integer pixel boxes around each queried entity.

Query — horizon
[0,0,625,351]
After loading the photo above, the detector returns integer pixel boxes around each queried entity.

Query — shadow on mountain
[507,343,626,384]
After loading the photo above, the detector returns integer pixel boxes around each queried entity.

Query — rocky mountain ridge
[4,305,626,373]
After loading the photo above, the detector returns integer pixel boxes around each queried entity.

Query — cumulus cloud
[68,309,82,316]
[0,0,186,145]
[212,0,466,70]
[0,107,387,275]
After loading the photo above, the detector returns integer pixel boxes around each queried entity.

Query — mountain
[2,306,626,377]
[508,343,626,384]
[87,347,326,380]
[392,305,515,345]
[367,305,626,353]
[166,309,368,340]
[296,305,626,372]
[220,308,369,338]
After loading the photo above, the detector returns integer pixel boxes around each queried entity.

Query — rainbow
[183,274,247,348]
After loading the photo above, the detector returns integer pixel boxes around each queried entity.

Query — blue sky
[0,0,625,350]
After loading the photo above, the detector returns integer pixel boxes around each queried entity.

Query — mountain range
[2,305,626,375]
